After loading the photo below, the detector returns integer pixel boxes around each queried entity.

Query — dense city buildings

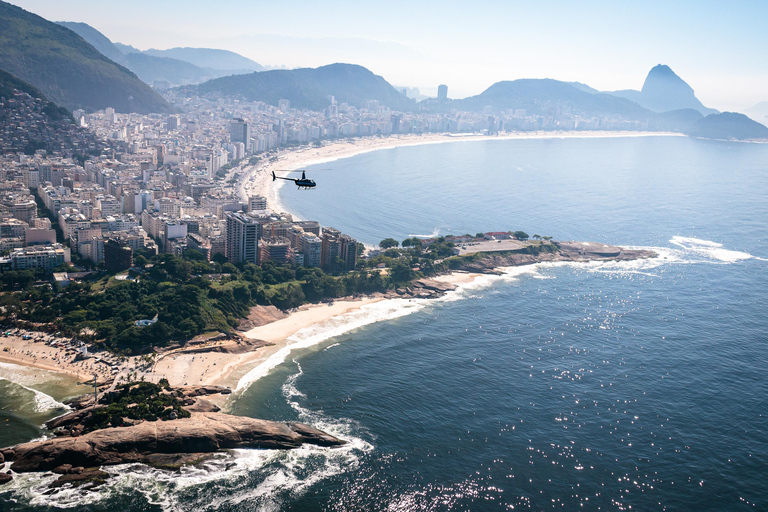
[0,75,603,279]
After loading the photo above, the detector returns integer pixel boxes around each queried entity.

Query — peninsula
[0,238,656,489]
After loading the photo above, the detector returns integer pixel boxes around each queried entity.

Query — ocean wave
[407,227,440,238]
[235,298,428,392]
[0,363,70,413]
[669,236,757,263]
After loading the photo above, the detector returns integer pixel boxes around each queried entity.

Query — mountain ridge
[56,21,258,87]
[187,63,415,111]
[0,1,171,113]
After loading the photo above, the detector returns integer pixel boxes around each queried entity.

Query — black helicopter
[272,170,317,189]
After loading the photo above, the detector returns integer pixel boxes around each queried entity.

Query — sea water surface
[2,135,767,511]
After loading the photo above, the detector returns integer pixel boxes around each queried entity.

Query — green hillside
[0,1,172,113]
[189,63,414,111]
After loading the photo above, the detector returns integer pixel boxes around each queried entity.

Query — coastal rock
[46,408,92,430]
[411,278,457,294]
[5,412,346,473]
[50,467,109,489]
[0,472,12,485]
[0,450,4,463]
[184,398,220,413]
[177,385,232,398]
[237,305,288,331]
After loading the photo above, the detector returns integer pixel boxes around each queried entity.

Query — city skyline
[6,0,767,113]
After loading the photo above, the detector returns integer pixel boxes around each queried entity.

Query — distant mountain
[567,81,601,94]
[122,53,222,85]
[607,65,716,116]
[446,79,652,119]
[144,47,264,72]
[56,21,254,86]
[114,42,141,54]
[0,1,171,113]
[56,21,126,64]
[188,63,414,111]
[686,112,768,140]
[742,101,768,124]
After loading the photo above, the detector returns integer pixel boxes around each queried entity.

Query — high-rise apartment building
[438,84,448,101]
[230,119,251,152]
[225,212,259,264]
[321,227,341,268]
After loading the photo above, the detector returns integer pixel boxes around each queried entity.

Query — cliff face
[3,412,345,473]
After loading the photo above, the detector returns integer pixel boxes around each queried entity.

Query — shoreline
[240,130,684,214]
[0,129,679,406]
[0,245,660,409]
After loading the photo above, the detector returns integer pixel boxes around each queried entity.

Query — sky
[8,0,768,111]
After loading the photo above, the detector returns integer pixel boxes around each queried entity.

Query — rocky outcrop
[384,278,458,299]
[236,305,289,331]
[176,385,232,398]
[4,412,345,473]
[455,243,655,274]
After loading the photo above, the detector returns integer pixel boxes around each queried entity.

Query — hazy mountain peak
[641,64,694,96]
[605,64,715,116]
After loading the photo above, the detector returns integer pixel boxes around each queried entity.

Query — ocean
[2,135,767,511]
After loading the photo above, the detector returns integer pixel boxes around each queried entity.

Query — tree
[514,231,529,241]
[390,261,417,284]
[379,238,399,249]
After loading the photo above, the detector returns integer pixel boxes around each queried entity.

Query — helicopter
[272,170,317,189]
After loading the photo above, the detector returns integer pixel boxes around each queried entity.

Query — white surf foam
[408,227,440,238]
[669,236,757,263]
[0,362,69,413]
[235,298,428,392]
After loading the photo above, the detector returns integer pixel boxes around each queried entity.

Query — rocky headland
[384,241,657,299]
[0,383,345,488]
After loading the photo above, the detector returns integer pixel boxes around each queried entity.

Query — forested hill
[0,1,172,113]
[187,63,415,111]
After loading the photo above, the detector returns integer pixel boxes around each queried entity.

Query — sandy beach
[150,295,386,390]
[0,331,118,385]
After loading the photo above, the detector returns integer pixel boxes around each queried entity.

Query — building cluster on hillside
[0,89,102,157]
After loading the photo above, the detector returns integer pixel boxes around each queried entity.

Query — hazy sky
[9,0,768,111]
